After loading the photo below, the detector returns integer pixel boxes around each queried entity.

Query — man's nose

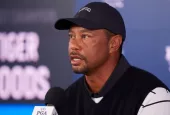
[69,39,81,50]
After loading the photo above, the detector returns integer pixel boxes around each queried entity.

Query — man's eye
[82,34,90,39]
[68,34,74,39]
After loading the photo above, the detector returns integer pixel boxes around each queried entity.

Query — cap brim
[55,18,101,30]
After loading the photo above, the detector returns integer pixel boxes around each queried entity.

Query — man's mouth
[72,58,81,61]
[70,55,83,65]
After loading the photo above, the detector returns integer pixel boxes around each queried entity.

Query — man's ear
[109,35,122,53]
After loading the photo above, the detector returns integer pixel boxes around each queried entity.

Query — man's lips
[70,55,82,60]
[70,55,83,65]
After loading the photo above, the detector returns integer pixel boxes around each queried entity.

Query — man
[54,2,170,115]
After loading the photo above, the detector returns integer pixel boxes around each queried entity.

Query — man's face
[68,26,110,74]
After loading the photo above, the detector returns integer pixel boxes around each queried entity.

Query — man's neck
[85,55,120,93]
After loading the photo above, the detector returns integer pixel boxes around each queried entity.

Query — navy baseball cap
[55,2,126,40]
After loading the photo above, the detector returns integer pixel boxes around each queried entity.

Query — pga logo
[36,108,47,115]
[165,46,170,72]
[103,0,124,8]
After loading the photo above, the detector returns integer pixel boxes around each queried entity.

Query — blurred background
[0,0,170,115]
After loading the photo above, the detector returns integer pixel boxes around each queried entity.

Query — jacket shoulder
[127,66,168,89]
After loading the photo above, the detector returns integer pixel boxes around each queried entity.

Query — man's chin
[72,67,87,74]
[72,69,83,74]
[73,71,84,74]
